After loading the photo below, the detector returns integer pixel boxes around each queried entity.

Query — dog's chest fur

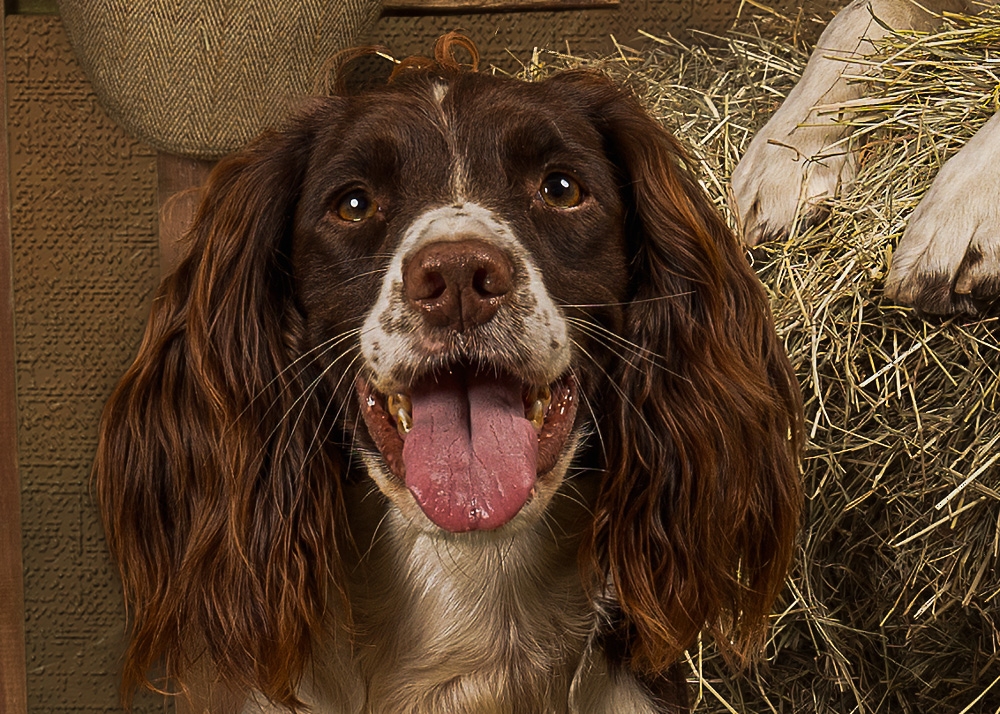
[297,483,599,714]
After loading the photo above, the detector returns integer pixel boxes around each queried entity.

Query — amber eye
[336,189,378,222]
[539,172,583,208]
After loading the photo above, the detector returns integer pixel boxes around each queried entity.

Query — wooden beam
[383,0,618,15]
[0,8,28,714]
[157,153,215,277]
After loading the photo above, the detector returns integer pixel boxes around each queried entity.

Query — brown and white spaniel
[94,35,803,714]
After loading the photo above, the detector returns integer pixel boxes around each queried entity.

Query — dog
[731,0,1000,315]
[93,34,803,713]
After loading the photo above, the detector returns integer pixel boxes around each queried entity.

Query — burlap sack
[57,1,383,158]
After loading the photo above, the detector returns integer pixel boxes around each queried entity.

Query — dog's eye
[539,173,583,209]
[336,189,379,222]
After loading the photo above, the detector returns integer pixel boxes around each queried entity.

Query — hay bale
[526,7,1000,712]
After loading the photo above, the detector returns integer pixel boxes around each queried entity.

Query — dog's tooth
[526,384,551,408]
[387,393,413,437]
[528,400,545,431]
[396,408,412,437]
[387,393,411,414]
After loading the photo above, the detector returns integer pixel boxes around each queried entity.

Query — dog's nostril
[474,267,505,297]
[415,271,447,301]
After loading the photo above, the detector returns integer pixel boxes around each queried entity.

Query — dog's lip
[355,370,578,483]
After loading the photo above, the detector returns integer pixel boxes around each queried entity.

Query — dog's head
[95,35,802,709]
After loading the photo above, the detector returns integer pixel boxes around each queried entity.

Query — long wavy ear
[554,71,803,675]
[93,103,345,710]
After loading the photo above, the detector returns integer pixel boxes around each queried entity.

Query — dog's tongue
[402,372,537,532]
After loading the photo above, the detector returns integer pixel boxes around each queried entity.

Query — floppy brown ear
[554,71,803,674]
[93,103,346,709]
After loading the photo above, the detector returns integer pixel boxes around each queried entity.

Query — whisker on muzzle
[566,316,670,372]
[569,337,659,442]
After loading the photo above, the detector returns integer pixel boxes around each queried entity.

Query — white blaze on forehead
[449,158,468,204]
[360,203,571,391]
[431,81,449,105]
[428,79,466,203]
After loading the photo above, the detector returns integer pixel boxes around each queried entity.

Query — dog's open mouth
[356,367,578,533]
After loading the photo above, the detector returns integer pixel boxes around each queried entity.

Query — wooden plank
[0,9,28,714]
[157,153,215,276]
[383,0,618,15]
[6,0,619,15]
[5,0,58,14]
[9,0,620,17]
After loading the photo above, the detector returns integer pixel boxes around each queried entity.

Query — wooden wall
[3,14,163,713]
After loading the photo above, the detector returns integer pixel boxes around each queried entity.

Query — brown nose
[403,239,514,331]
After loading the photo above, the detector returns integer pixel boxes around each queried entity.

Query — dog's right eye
[539,172,584,209]
[335,189,379,222]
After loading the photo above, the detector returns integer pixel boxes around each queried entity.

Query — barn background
[0,0,868,712]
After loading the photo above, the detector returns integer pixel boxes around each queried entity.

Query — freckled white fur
[360,203,571,394]
[731,0,970,245]
[571,653,662,714]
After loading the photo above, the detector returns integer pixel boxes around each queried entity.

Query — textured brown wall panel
[1,12,29,714]
[6,15,163,712]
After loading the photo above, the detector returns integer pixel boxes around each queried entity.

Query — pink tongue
[402,372,538,532]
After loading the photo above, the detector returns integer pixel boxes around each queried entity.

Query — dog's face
[291,72,630,533]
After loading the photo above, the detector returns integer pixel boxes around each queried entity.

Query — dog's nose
[403,239,514,331]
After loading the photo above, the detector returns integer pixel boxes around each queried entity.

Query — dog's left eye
[336,189,379,222]
[539,173,584,209]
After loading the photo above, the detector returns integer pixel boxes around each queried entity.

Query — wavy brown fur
[554,71,804,672]
[94,117,346,710]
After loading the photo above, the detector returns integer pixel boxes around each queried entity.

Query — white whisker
[569,337,659,441]
[558,292,692,309]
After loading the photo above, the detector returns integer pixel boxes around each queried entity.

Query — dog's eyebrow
[314,113,447,183]
[489,120,604,179]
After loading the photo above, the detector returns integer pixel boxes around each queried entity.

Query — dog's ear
[551,71,803,674]
[93,102,345,709]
